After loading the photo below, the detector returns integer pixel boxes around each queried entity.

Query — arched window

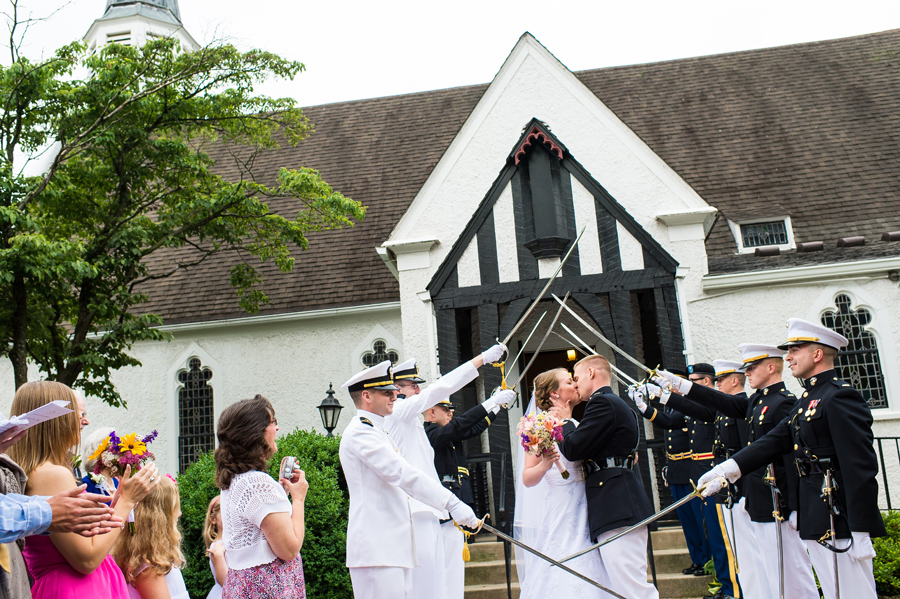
[361,339,399,368]
[821,294,887,409]
[177,357,215,472]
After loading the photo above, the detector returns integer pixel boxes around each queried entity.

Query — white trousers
[441,521,465,599]
[751,519,818,599]
[804,537,877,599]
[411,511,447,599]
[594,525,658,599]
[727,498,765,599]
[349,566,411,599]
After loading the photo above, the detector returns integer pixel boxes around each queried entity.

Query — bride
[514,368,607,597]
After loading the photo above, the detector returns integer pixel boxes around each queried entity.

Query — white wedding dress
[514,415,607,598]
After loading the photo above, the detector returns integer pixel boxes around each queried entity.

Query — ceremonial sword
[506,311,547,374]
[476,520,628,599]
[764,464,785,599]
[502,293,571,391]
[550,330,635,390]
[557,481,710,564]
[551,294,655,376]
[558,322,641,387]
[493,227,586,389]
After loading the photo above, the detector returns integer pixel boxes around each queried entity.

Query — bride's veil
[513,393,546,587]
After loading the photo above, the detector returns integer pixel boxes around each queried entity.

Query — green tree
[0,36,364,405]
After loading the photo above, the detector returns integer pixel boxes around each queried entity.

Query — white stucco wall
[0,306,402,476]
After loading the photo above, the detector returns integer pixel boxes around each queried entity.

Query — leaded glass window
[361,339,399,368]
[821,294,887,409]
[740,220,788,247]
[178,358,215,472]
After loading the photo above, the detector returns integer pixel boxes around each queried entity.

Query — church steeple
[84,0,198,53]
[103,0,183,23]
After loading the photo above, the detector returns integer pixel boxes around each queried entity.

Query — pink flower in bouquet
[516,412,569,479]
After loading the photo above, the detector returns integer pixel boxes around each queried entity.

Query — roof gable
[428,119,678,296]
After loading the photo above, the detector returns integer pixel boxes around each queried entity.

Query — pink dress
[23,534,130,599]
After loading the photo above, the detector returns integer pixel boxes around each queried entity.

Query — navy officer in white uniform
[387,348,511,599]
[339,360,482,599]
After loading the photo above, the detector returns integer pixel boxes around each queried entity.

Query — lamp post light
[317,383,343,437]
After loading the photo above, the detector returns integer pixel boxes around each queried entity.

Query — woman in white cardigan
[214,395,308,599]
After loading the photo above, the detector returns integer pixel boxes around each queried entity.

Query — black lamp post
[317,383,343,437]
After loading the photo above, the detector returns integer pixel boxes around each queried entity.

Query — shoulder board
[827,377,847,388]
[359,417,373,427]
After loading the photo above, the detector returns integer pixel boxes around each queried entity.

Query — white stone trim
[156,302,401,334]
[166,342,221,476]
[727,216,796,254]
[351,324,403,373]
[806,283,898,413]
[702,256,900,291]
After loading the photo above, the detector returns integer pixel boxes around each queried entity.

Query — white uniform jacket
[385,362,479,518]
[340,409,455,568]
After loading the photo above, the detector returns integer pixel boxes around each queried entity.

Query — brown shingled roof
[138,29,900,325]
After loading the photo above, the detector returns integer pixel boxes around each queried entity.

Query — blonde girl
[113,474,188,599]
[203,496,226,599]
[9,381,158,599]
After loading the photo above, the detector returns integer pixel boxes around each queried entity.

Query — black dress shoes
[681,562,705,575]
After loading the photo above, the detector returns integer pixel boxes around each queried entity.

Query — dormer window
[727,216,795,254]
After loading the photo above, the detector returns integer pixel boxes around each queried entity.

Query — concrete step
[464,559,519,585]
[467,541,507,563]
[654,572,714,598]
[651,546,701,574]
[651,526,691,551]
[464,582,520,599]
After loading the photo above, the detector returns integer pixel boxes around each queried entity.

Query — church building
[6,0,900,516]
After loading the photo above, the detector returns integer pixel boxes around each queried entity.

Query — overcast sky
[8,0,900,107]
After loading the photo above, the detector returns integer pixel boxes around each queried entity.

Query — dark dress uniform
[732,369,886,541]
[641,403,710,571]
[424,404,497,507]
[558,385,658,598]
[665,388,744,598]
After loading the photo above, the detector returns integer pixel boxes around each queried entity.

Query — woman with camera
[214,395,308,598]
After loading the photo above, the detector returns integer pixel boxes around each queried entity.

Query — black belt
[795,457,834,477]
[584,456,634,475]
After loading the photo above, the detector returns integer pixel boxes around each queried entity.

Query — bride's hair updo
[533,368,568,411]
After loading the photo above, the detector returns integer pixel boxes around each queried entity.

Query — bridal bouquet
[516,412,569,479]
[88,430,158,531]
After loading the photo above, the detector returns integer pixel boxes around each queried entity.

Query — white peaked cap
[738,343,786,365]
[341,360,398,393]
[778,317,849,351]
[713,359,745,378]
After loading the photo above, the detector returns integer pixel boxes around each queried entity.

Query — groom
[554,354,659,599]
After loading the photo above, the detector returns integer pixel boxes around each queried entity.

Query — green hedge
[876,510,900,596]
[178,429,352,599]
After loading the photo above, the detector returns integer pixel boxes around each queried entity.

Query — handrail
[497,452,512,599]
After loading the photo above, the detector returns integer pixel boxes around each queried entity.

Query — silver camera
[280,456,296,481]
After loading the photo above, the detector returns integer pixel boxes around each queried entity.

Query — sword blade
[479,522,627,599]
[510,292,570,389]
[507,311,547,373]
[558,322,640,386]
[558,483,706,564]
[500,227,585,346]
[766,464,785,599]
[551,293,653,375]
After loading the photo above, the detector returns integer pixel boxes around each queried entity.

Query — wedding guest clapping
[203,496,226,599]
[214,395,308,599]
[8,381,159,599]
[113,475,189,598]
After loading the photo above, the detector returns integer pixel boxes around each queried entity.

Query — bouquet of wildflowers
[89,430,158,479]
[516,412,569,479]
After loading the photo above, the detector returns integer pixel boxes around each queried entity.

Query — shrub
[178,428,351,599]
[875,510,900,596]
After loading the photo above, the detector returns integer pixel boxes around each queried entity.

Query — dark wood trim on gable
[563,156,679,273]
[428,163,517,295]
[477,211,500,285]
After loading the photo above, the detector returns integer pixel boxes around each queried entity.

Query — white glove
[491,404,501,415]
[659,388,672,404]
[849,531,876,562]
[697,459,742,498]
[641,383,672,405]
[482,343,507,364]
[483,389,515,411]
[652,370,692,395]
[447,496,480,528]
[787,511,798,531]
[626,386,648,412]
